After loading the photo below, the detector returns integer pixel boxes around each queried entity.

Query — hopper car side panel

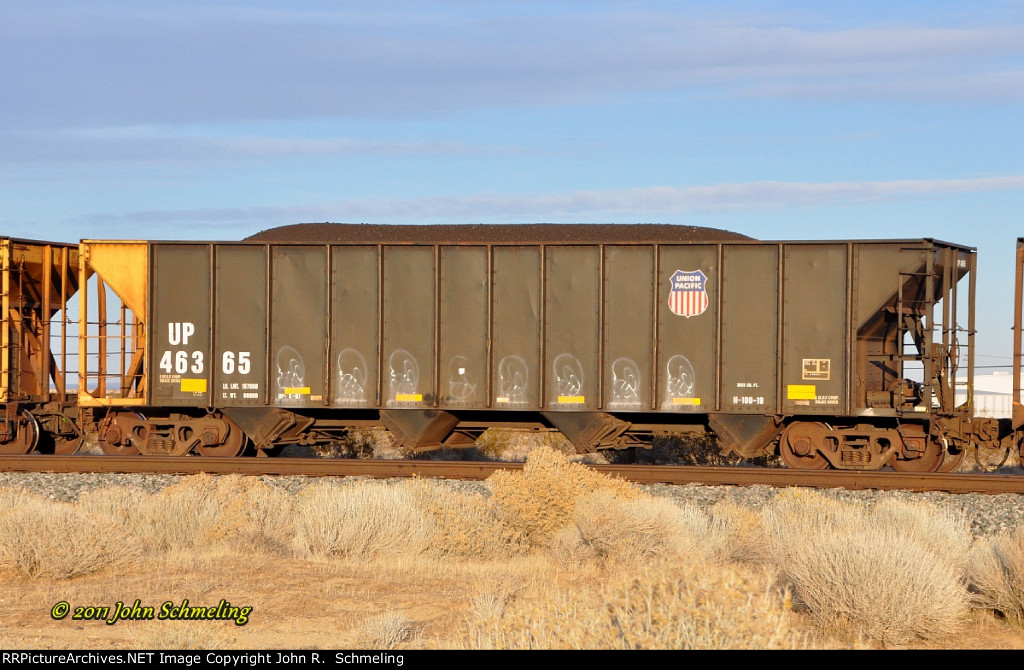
[214,245,268,407]
[658,244,717,413]
[150,244,212,406]
[136,239,970,418]
[602,245,654,411]
[492,246,541,408]
[545,245,600,410]
[331,245,380,407]
[781,244,848,415]
[271,245,328,407]
[720,244,778,412]
[438,246,487,408]
[382,245,435,407]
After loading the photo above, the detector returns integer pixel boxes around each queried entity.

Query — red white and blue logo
[668,269,708,318]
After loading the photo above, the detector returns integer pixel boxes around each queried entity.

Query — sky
[1,0,1022,367]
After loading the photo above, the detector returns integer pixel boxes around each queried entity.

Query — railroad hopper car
[0,238,80,454]
[53,233,1014,472]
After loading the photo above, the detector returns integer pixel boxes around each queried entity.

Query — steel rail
[1,455,1022,494]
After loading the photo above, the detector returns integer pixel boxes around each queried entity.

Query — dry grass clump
[120,474,240,552]
[465,560,798,649]
[970,528,1024,625]
[475,428,575,461]
[78,475,296,556]
[0,487,134,579]
[313,428,392,459]
[467,577,525,627]
[486,446,641,547]
[292,480,433,559]
[0,485,46,509]
[76,485,150,526]
[206,478,295,554]
[710,501,770,563]
[552,490,730,566]
[358,428,404,459]
[352,611,415,649]
[762,489,971,646]
[408,479,524,558]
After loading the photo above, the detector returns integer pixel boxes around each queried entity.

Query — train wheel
[889,439,944,473]
[53,436,84,455]
[938,446,966,473]
[0,410,40,454]
[97,413,141,455]
[98,437,140,456]
[779,422,830,470]
[196,418,249,457]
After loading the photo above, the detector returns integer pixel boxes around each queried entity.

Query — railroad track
[1,455,1022,494]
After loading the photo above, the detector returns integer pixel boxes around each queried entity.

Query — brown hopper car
[2,226,1023,471]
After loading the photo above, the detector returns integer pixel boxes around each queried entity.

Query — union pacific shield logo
[668,269,708,318]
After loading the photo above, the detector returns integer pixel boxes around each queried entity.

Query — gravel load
[2,469,1021,539]
[245,222,752,243]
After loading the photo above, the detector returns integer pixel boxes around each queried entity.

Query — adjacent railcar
[0,238,81,455]
[74,231,994,471]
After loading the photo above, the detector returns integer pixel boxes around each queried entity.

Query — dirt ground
[0,554,581,650]
[3,554,1024,650]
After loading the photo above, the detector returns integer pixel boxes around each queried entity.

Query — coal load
[245,223,752,243]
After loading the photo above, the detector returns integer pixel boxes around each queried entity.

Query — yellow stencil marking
[180,379,207,393]
[672,397,701,405]
[787,384,816,400]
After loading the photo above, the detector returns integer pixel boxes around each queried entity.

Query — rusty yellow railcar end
[78,240,149,407]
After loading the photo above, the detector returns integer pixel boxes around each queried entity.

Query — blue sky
[1,0,1022,365]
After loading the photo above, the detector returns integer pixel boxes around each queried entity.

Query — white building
[955,371,1015,419]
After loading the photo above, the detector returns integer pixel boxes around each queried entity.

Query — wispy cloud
[3,3,1021,128]
[69,176,1024,232]
[4,126,510,163]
